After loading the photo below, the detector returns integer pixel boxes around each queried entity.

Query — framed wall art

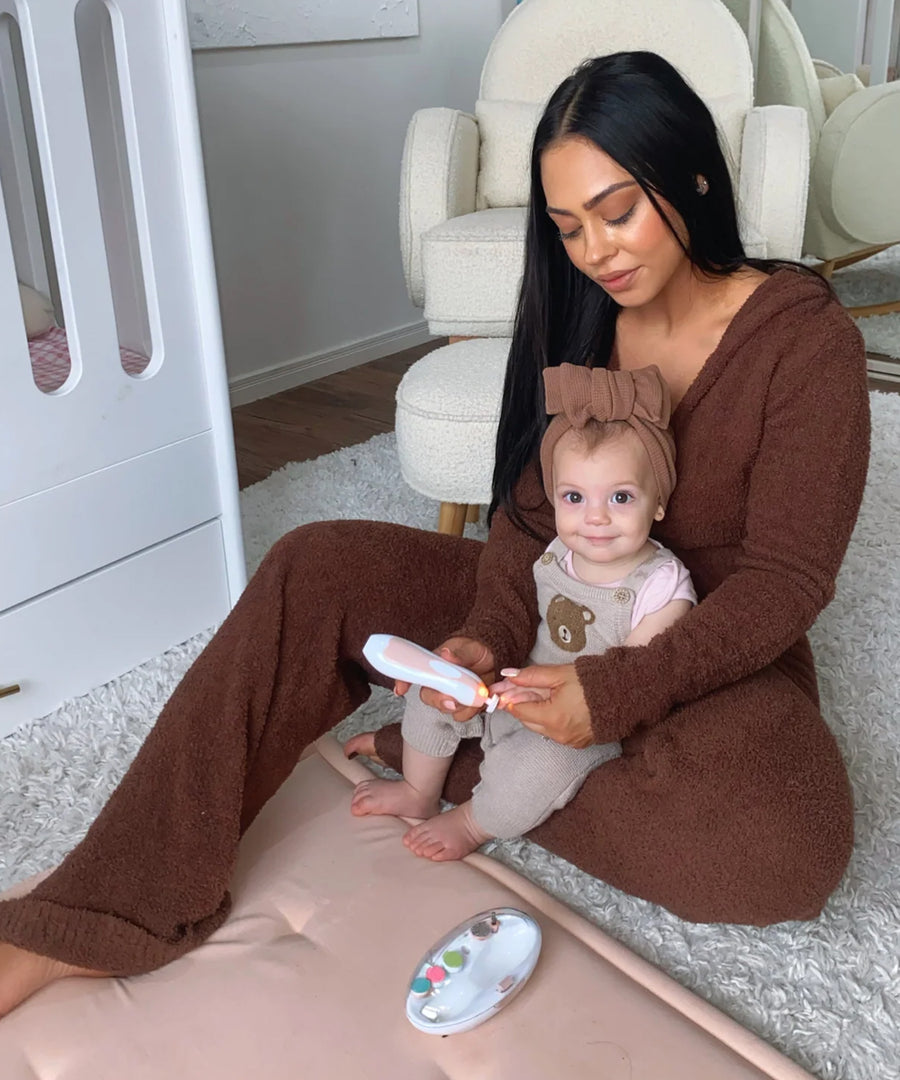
[188,0,420,49]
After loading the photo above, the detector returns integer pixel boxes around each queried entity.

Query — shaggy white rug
[1,389,899,1080]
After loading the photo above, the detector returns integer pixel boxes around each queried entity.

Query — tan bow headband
[540,364,677,507]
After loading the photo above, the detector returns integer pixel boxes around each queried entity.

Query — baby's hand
[489,677,552,708]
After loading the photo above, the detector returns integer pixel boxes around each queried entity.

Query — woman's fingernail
[442,699,456,710]
[500,668,520,677]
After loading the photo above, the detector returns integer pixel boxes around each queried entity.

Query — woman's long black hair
[489,50,810,534]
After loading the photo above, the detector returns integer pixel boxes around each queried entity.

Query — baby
[350,364,696,860]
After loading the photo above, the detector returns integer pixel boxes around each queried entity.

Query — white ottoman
[395,338,510,534]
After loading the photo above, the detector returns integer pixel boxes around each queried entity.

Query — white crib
[0,0,246,738]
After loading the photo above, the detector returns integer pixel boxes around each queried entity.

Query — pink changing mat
[0,737,816,1079]
[29,327,149,393]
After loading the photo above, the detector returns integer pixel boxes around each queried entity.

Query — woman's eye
[558,227,581,241]
[611,491,633,505]
[606,205,636,227]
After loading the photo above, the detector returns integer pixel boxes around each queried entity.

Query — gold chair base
[816,243,900,317]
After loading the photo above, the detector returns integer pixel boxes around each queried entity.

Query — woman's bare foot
[343,731,385,766]
[0,942,108,1019]
[403,802,492,861]
[350,778,440,820]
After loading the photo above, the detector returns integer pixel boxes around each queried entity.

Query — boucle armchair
[399,0,810,339]
[724,0,900,315]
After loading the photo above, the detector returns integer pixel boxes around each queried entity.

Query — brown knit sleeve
[454,460,556,670]
[576,314,871,743]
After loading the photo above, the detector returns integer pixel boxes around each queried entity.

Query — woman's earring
[695,174,710,196]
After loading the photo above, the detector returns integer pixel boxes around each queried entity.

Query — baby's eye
[610,491,633,505]
[562,491,583,504]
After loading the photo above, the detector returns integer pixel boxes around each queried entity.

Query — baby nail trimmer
[362,634,499,711]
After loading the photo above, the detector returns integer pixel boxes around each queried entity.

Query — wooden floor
[231,339,445,488]
[231,343,898,489]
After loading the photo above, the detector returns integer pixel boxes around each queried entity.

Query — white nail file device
[363,634,499,712]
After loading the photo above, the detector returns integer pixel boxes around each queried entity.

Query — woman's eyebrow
[546,180,637,216]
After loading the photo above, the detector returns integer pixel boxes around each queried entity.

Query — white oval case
[405,907,542,1035]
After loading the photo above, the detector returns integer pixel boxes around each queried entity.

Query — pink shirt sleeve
[630,559,697,631]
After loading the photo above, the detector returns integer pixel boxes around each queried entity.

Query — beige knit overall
[402,539,678,838]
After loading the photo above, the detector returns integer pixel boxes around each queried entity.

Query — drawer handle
[0,684,21,699]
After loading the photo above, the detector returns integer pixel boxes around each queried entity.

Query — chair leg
[465,505,480,524]
[437,502,468,536]
[846,298,900,318]
[815,243,895,276]
[813,244,900,316]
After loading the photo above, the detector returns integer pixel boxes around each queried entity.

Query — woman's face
[540,136,688,307]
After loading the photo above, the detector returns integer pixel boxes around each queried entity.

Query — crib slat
[0,18,51,297]
[0,10,52,410]
[12,0,120,384]
[0,164,34,402]
[107,0,201,367]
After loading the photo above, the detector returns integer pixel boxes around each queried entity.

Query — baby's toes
[350,781,375,816]
[403,823,440,858]
[402,823,425,851]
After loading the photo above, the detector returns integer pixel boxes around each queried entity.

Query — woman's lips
[597,268,638,292]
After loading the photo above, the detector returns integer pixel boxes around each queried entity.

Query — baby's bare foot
[0,942,109,1018]
[350,778,440,820]
[343,731,385,766]
[403,803,492,861]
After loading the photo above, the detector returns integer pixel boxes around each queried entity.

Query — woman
[0,51,869,1016]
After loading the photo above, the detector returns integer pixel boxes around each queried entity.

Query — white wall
[790,0,898,82]
[790,0,868,74]
[192,0,510,400]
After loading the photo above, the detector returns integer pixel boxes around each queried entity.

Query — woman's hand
[394,637,496,724]
[490,676,551,708]
[500,664,594,748]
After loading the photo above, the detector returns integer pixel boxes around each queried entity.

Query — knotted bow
[539,363,677,506]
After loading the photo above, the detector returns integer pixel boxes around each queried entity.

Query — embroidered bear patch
[547,594,596,652]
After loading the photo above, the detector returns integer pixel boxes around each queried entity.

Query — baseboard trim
[228,321,434,406]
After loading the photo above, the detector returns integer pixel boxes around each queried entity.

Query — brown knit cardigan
[457,269,870,747]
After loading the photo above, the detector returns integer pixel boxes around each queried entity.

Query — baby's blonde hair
[556,418,633,458]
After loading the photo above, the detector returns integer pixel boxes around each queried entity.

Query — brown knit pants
[0,521,853,973]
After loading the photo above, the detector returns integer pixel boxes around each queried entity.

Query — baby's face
[552,428,663,578]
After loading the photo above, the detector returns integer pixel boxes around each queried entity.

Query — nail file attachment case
[405,908,542,1035]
